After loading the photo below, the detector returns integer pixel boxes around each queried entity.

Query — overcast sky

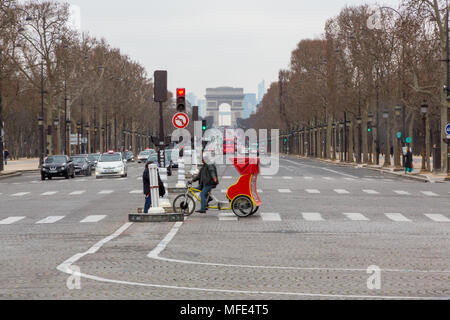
[53,0,399,100]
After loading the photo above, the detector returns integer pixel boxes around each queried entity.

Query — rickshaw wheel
[231,196,254,217]
[249,206,260,216]
[173,194,196,216]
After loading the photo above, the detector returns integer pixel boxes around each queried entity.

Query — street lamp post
[368,112,374,164]
[53,118,59,154]
[76,122,81,154]
[383,110,391,167]
[420,101,428,173]
[339,121,344,162]
[332,122,337,161]
[394,105,402,169]
[357,115,362,163]
[38,116,44,167]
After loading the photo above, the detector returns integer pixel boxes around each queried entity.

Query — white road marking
[424,214,450,222]
[221,189,227,193]
[302,212,324,221]
[306,189,320,194]
[278,189,292,193]
[344,177,356,181]
[262,176,273,179]
[421,191,439,197]
[137,177,142,181]
[80,215,107,223]
[385,213,411,222]
[304,177,313,180]
[55,222,449,300]
[70,190,86,195]
[363,189,379,195]
[98,190,114,195]
[222,176,233,179]
[323,177,334,181]
[75,179,86,182]
[257,189,263,193]
[260,213,281,221]
[218,213,238,221]
[334,189,350,194]
[41,191,58,196]
[36,216,65,224]
[343,213,369,221]
[11,192,30,197]
[283,176,293,180]
[129,190,142,194]
[394,190,410,196]
[0,217,26,225]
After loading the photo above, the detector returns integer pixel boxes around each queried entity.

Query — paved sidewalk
[0,158,40,177]
[292,155,448,183]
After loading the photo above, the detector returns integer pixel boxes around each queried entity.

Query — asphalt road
[0,156,449,300]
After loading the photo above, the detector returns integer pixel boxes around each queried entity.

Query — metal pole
[41,61,45,164]
[0,51,4,171]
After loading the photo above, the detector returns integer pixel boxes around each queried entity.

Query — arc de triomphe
[205,87,244,127]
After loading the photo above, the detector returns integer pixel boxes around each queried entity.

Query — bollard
[176,158,187,188]
[147,164,165,214]
[158,167,171,208]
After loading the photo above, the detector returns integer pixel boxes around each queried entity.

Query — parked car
[95,151,128,178]
[41,155,75,180]
[87,153,101,170]
[71,155,92,176]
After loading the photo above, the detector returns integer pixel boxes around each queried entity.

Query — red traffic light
[177,88,185,97]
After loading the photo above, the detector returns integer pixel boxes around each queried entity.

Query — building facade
[205,87,244,127]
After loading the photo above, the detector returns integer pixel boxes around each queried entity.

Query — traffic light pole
[158,101,166,168]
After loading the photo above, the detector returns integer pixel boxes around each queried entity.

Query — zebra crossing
[0,211,448,225]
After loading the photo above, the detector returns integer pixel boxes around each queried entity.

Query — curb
[290,155,436,183]
[0,169,40,180]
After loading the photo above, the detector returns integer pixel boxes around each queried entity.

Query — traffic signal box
[176,88,186,113]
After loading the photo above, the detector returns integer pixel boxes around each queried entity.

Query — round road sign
[396,132,402,139]
[172,113,189,129]
[406,137,412,144]
[446,124,450,135]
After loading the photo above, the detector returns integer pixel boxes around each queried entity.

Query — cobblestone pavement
[0,157,449,299]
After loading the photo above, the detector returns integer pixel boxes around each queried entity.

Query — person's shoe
[196,210,207,214]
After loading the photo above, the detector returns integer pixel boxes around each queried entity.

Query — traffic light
[367,123,372,133]
[202,120,207,132]
[192,106,199,121]
[176,88,186,112]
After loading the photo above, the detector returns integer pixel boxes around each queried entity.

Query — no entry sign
[172,112,189,129]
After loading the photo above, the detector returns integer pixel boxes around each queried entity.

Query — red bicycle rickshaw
[172,157,262,217]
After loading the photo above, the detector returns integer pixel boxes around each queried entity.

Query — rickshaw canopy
[230,157,260,175]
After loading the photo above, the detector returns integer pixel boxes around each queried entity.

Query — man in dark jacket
[192,156,218,214]
[4,149,9,165]
[405,148,413,173]
[143,160,165,213]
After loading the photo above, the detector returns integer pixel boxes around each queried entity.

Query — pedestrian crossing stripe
[260,213,281,221]
[36,216,65,224]
[306,189,320,194]
[11,192,30,197]
[385,213,411,222]
[80,215,107,223]
[0,217,26,225]
[283,177,293,180]
[363,190,379,194]
[70,191,86,195]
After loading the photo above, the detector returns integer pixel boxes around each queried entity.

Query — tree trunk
[426,114,431,171]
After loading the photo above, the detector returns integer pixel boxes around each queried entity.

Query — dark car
[121,151,134,162]
[41,155,75,180]
[87,153,101,170]
[71,155,92,176]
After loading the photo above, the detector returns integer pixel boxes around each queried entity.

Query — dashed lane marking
[98,190,114,195]
[260,212,281,221]
[363,189,379,195]
[424,214,450,222]
[278,189,292,193]
[70,190,86,195]
[343,213,369,221]
[0,217,26,225]
[305,189,320,194]
[80,215,107,223]
[385,213,411,222]
[41,191,58,196]
[334,189,350,194]
[36,216,65,224]
[302,212,324,221]
[129,190,142,194]
[283,176,293,180]
[421,191,439,197]
[394,190,410,196]
[11,192,30,197]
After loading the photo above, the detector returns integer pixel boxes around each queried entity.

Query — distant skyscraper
[197,99,206,117]
[243,93,257,119]
[186,92,197,106]
[257,80,266,103]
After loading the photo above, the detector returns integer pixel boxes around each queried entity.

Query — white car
[95,151,128,178]
[137,149,155,163]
